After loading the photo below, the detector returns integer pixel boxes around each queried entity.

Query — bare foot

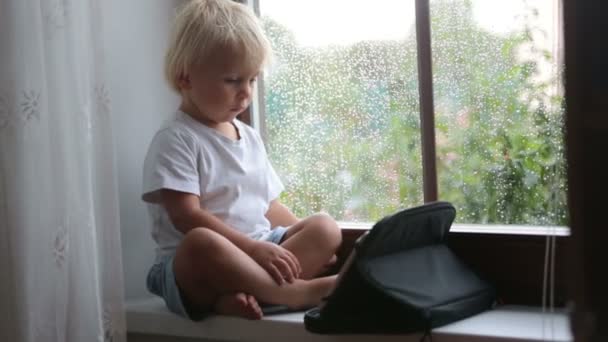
[287,275,337,310]
[309,275,337,305]
[214,293,263,320]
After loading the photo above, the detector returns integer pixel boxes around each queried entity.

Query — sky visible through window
[261,0,557,48]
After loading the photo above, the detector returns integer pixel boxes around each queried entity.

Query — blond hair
[164,0,272,93]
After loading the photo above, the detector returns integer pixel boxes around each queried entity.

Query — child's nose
[238,83,252,99]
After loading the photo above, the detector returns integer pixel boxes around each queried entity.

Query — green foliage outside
[261,0,567,226]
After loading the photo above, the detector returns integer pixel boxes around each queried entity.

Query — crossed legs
[172,213,342,319]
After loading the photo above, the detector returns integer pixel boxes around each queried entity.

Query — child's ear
[178,74,192,90]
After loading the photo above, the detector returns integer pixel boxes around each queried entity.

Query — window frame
[245,0,569,306]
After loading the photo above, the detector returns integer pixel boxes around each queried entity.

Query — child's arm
[161,189,301,284]
[265,200,299,228]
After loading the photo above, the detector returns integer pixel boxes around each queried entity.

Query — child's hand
[249,241,301,285]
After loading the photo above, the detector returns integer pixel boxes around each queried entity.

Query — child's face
[181,49,261,125]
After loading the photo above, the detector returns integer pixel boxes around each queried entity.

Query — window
[431,1,565,227]
[255,0,566,229]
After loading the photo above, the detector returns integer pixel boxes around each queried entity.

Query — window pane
[431,0,566,225]
[260,0,422,222]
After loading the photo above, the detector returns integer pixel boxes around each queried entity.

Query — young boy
[142,0,341,320]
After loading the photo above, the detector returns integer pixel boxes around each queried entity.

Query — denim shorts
[146,226,289,320]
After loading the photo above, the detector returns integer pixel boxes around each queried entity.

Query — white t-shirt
[142,111,284,260]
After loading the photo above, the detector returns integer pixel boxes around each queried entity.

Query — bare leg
[280,213,342,279]
[173,227,337,319]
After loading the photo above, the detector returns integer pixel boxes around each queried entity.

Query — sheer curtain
[0,1,126,341]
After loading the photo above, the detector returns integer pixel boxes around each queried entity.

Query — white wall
[102,0,182,300]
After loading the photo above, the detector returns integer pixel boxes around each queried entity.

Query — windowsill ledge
[339,222,570,236]
[126,297,573,342]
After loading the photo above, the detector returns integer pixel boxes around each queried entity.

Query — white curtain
[0,0,126,341]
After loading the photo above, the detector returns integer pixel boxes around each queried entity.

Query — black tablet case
[304,201,496,334]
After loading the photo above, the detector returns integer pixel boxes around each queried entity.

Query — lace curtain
[0,1,126,341]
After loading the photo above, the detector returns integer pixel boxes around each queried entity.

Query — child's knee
[310,213,341,248]
[180,227,227,260]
